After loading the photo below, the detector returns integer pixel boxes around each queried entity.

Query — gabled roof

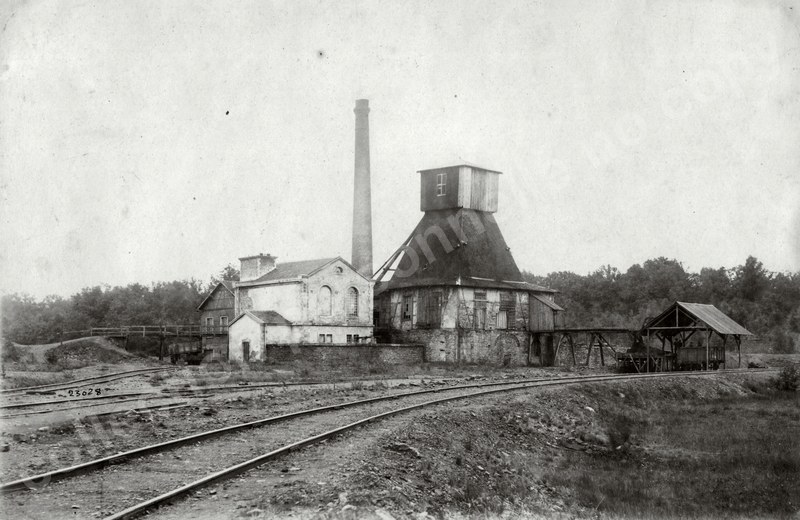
[254,257,338,282]
[645,302,752,336]
[238,257,370,286]
[229,310,292,327]
[197,281,235,310]
[376,208,550,293]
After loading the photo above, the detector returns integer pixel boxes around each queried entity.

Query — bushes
[1,337,21,363]
[773,365,799,392]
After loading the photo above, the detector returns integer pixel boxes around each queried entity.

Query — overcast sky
[1,0,799,299]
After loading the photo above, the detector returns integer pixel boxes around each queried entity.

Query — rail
[0,368,769,498]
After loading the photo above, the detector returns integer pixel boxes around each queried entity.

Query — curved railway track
[0,367,179,397]
[0,376,448,418]
[0,369,767,520]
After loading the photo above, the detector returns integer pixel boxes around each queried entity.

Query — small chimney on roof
[239,253,277,282]
[351,99,373,278]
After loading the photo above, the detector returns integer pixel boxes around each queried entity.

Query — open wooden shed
[637,301,753,371]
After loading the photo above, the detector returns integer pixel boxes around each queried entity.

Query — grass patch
[544,389,800,518]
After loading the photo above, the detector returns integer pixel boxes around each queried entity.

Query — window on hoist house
[474,291,487,330]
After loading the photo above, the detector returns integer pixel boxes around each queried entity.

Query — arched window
[347,287,359,317]
[318,286,332,316]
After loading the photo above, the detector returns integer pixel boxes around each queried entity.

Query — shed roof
[230,310,292,327]
[531,293,565,312]
[645,302,752,336]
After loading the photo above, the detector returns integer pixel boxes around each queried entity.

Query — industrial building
[372,164,563,365]
[227,255,374,362]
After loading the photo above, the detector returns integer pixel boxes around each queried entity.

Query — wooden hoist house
[373,164,563,366]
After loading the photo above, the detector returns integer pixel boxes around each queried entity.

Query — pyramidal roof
[377,208,552,293]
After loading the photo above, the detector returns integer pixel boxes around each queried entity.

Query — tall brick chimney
[351,99,373,278]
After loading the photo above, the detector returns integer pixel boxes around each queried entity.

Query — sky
[1,0,799,299]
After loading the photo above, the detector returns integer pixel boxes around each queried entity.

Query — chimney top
[354,99,370,113]
[239,253,278,282]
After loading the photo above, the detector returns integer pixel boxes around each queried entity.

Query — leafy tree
[734,256,770,302]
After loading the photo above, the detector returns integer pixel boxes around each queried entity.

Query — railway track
[0,366,180,397]
[0,369,767,520]
[0,376,443,418]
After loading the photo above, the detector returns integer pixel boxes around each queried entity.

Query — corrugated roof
[677,302,752,335]
[645,302,752,336]
[252,258,339,283]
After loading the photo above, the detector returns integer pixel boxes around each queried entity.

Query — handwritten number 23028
[67,389,101,397]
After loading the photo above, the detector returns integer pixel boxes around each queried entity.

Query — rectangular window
[474,291,487,330]
[354,334,359,343]
[205,317,214,327]
[326,334,333,343]
[220,316,228,327]
[347,334,353,343]
[436,172,447,196]
[497,310,508,329]
[429,293,442,327]
[318,334,326,343]
[402,295,413,321]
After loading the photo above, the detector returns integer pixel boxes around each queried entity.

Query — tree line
[523,256,800,353]
[1,266,240,345]
[2,256,798,352]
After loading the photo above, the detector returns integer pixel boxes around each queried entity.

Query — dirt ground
[0,346,797,520]
[146,371,792,520]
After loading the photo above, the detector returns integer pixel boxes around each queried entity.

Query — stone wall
[383,328,533,366]
[262,343,425,366]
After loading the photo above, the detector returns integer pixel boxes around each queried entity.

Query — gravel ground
[0,377,571,519]
[144,371,778,520]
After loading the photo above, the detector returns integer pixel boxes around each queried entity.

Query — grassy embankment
[546,378,799,519]
[328,371,799,519]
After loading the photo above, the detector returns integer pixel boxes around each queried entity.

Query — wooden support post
[736,336,741,368]
[159,335,164,361]
[568,334,577,366]
[721,335,727,368]
[706,330,712,370]
[585,333,594,366]
[553,335,563,366]
[646,330,650,373]
[599,334,605,366]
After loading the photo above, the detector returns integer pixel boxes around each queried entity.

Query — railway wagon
[676,346,725,371]
[167,342,210,365]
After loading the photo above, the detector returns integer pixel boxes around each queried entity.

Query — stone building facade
[228,255,374,362]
